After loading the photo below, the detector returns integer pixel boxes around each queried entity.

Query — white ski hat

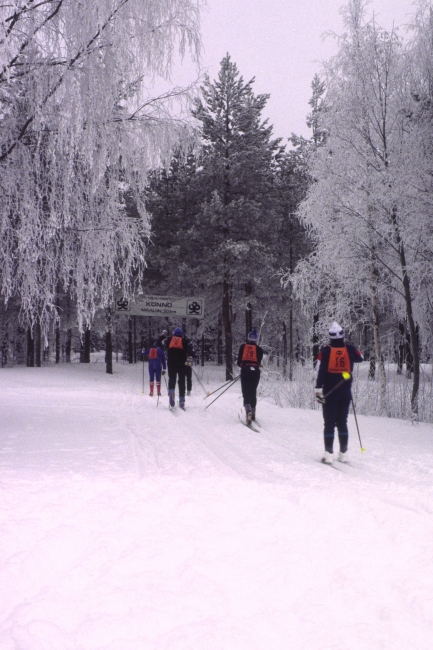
[329,321,344,339]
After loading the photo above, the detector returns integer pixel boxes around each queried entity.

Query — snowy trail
[1,362,433,650]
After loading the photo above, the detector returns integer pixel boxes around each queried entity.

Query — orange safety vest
[328,346,350,373]
[149,348,158,360]
[169,336,183,350]
[242,344,258,364]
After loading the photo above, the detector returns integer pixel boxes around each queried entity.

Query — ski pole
[323,371,351,400]
[351,397,366,452]
[205,375,241,410]
[204,376,239,399]
[142,358,145,394]
[191,366,209,396]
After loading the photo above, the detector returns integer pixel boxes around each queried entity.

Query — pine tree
[190,54,284,379]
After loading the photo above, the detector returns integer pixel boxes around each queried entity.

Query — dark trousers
[184,365,192,392]
[322,392,351,453]
[240,366,260,410]
[168,361,186,398]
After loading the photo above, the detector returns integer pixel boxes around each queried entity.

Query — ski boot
[156,382,161,397]
[338,450,349,463]
[179,397,186,410]
[149,383,154,397]
[321,451,333,464]
[245,404,252,426]
[168,389,175,408]
[251,408,256,422]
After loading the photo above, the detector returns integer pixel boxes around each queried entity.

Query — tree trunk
[282,321,287,378]
[82,327,91,363]
[222,277,233,380]
[245,281,252,339]
[128,317,133,364]
[27,327,34,367]
[55,323,60,364]
[397,322,404,375]
[391,207,420,414]
[370,257,386,409]
[148,317,152,350]
[289,299,293,381]
[65,329,71,363]
[312,312,319,368]
[106,308,113,374]
[1,318,9,367]
[217,314,223,365]
[405,327,413,379]
[369,354,376,380]
[133,315,137,363]
[35,320,42,367]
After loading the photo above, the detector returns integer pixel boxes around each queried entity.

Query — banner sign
[115,295,205,319]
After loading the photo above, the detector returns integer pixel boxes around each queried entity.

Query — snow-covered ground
[1,360,432,650]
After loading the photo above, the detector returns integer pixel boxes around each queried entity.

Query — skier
[141,341,166,397]
[184,340,195,396]
[315,321,363,464]
[237,329,264,425]
[165,327,189,409]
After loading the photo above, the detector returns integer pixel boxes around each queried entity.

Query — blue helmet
[173,327,183,337]
[247,329,259,342]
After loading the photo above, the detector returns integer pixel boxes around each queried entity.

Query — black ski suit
[237,342,264,413]
[166,335,189,399]
[316,340,363,453]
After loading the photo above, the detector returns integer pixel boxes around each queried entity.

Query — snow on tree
[0,0,202,333]
[292,0,431,414]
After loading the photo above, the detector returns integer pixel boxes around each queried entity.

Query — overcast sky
[173,0,417,141]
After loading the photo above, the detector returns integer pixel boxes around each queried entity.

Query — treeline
[287,0,433,413]
[2,0,431,420]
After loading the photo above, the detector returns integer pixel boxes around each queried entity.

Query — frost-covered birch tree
[0,0,202,332]
[402,2,433,353]
[294,0,427,414]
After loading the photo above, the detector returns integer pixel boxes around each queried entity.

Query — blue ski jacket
[142,347,166,370]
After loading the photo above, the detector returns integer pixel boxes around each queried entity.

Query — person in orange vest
[315,321,363,464]
[141,341,166,396]
[165,327,189,409]
[236,329,264,425]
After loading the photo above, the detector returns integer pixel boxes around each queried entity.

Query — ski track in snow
[0,362,433,650]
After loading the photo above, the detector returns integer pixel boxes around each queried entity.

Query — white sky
[174,0,417,140]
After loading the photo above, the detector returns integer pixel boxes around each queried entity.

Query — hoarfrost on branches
[0,0,202,331]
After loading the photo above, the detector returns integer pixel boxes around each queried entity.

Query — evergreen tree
[190,54,284,378]
[145,56,310,379]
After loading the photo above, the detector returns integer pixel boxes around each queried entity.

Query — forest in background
[2,0,433,419]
